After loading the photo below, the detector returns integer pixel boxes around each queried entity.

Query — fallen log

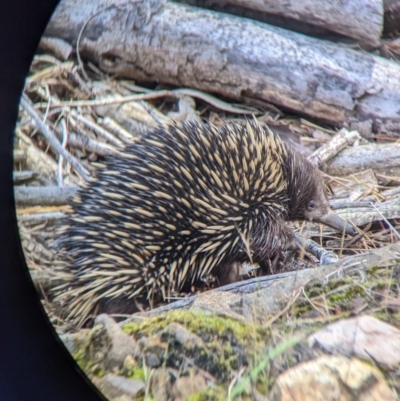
[45,0,400,134]
[184,0,383,47]
[122,242,400,323]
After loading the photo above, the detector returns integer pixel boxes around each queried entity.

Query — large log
[183,0,383,47]
[45,0,400,133]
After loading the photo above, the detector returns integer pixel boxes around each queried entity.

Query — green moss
[327,285,365,305]
[123,309,268,343]
[293,301,313,317]
[70,335,100,377]
[123,310,270,382]
[186,387,226,401]
[72,349,87,371]
[127,366,145,381]
[72,348,105,378]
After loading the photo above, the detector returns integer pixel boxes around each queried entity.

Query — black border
[0,1,104,399]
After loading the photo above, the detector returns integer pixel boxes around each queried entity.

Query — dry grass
[13,52,400,398]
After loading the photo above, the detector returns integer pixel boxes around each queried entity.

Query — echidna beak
[317,211,358,236]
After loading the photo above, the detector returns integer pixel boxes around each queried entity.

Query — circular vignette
[0,0,105,400]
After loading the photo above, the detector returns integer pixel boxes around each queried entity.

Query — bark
[45,0,400,133]
[326,143,400,177]
[17,212,66,224]
[183,0,383,46]
[14,186,78,206]
[38,37,73,61]
[13,171,36,183]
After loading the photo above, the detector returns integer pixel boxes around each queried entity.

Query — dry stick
[264,289,302,326]
[294,234,339,265]
[13,171,36,183]
[67,132,118,156]
[98,117,136,144]
[26,60,74,86]
[383,192,400,205]
[20,95,90,180]
[69,65,92,96]
[13,150,26,163]
[17,212,66,224]
[330,201,373,209]
[58,118,69,186]
[301,287,327,317]
[14,186,78,206]
[38,37,73,61]
[68,132,117,156]
[370,202,400,240]
[326,142,400,177]
[308,128,361,166]
[69,111,124,147]
[34,88,257,115]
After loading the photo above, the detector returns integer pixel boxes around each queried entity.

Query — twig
[98,117,136,144]
[13,150,26,163]
[20,94,90,180]
[58,118,68,186]
[264,289,302,326]
[38,37,73,61]
[295,235,339,265]
[13,171,36,183]
[370,202,400,240]
[33,88,258,115]
[76,5,115,82]
[69,111,124,147]
[17,212,66,224]
[67,132,118,156]
[308,128,361,166]
[330,201,374,209]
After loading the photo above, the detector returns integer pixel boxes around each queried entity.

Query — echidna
[53,120,356,323]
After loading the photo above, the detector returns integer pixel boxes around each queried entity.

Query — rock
[149,368,173,401]
[172,370,207,401]
[60,329,91,354]
[163,323,204,347]
[142,334,167,368]
[91,314,141,371]
[270,355,396,401]
[93,373,144,401]
[308,315,400,367]
[382,297,400,313]
[145,352,161,368]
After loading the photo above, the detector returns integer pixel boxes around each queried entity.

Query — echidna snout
[53,120,357,323]
[301,186,357,235]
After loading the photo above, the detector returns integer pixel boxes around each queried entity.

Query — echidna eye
[307,200,316,211]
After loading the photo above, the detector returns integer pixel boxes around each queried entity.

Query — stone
[91,314,141,371]
[308,315,400,367]
[270,355,396,401]
[93,373,144,401]
[172,371,207,400]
